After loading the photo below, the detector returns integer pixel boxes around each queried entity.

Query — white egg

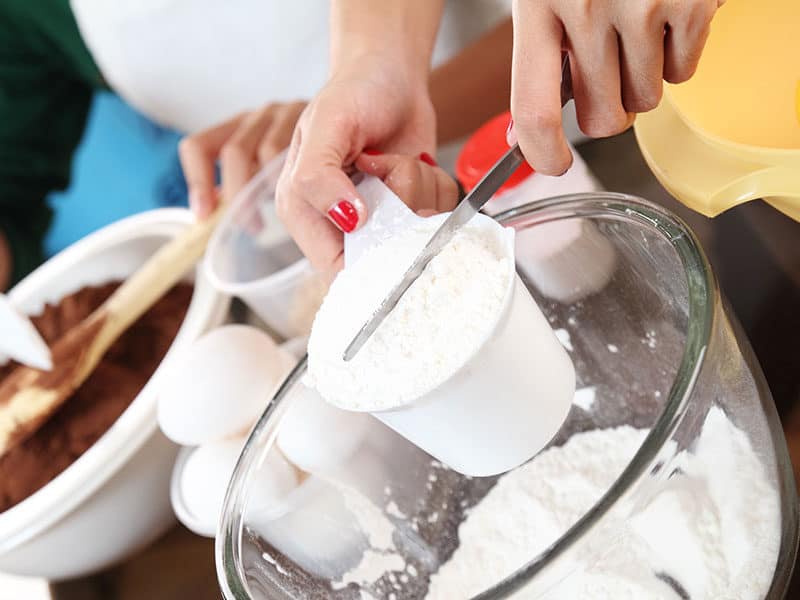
[180,438,298,534]
[158,324,296,445]
[277,383,372,475]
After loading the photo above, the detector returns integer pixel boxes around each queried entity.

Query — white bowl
[0,208,229,580]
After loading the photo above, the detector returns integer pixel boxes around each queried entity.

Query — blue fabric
[44,92,188,256]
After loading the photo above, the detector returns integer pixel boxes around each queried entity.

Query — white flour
[306,219,512,410]
[425,406,781,599]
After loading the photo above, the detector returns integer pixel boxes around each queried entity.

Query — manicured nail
[363,147,382,155]
[328,200,359,233]
[419,152,437,167]
[506,117,518,147]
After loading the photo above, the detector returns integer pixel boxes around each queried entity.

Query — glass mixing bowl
[217,193,798,599]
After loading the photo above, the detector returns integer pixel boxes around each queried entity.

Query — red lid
[455,110,534,195]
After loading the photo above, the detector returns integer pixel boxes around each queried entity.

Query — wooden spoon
[0,206,225,458]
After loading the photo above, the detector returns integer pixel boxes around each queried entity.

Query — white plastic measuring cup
[342,177,576,477]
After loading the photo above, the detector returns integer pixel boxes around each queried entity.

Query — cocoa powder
[0,281,192,512]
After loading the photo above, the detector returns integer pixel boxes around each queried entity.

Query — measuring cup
[634,0,800,221]
[338,176,575,477]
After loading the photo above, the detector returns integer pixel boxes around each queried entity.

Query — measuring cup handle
[710,166,800,222]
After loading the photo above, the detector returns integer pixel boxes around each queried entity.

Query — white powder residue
[426,407,780,599]
[385,501,405,519]
[607,343,619,353]
[306,219,513,410]
[572,386,596,411]
[554,328,573,352]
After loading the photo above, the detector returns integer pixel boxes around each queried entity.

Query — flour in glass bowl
[424,406,780,600]
[306,218,513,411]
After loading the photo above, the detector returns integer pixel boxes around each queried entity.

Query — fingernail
[418,152,437,167]
[363,147,382,155]
[506,118,518,147]
[328,200,359,233]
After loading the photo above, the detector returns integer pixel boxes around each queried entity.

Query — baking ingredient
[277,383,372,474]
[180,438,298,531]
[0,282,191,512]
[426,406,780,599]
[306,219,513,411]
[158,324,295,446]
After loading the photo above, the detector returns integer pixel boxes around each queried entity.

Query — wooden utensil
[0,206,225,458]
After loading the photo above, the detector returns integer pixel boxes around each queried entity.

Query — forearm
[330,0,445,84]
[430,18,513,144]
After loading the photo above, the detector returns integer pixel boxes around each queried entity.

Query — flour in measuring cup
[425,406,780,600]
[306,219,512,411]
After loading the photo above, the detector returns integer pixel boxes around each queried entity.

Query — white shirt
[71,0,512,133]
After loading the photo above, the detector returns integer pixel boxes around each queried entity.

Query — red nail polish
[363,147,382,155]
[328,200,359,233]
[419,152,437,167]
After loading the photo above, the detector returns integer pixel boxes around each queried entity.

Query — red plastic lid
[455,110,534,196]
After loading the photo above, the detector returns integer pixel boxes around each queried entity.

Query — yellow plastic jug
[635,0,800,220]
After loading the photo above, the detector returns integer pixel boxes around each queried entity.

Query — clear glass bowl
[217,193,799,599]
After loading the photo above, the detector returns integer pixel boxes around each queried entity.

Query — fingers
[354,152,458,214]
[510,1,572,175]
[220,106,277,205]
[257,102,307,165]
[275,106,366,276]
[561,3,631,139]
[179,115,243,218]
[663,0,716,83]
[617,2,666,113]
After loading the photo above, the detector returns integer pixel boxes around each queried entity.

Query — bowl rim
[0,208,229,551]
[216,192,716,599]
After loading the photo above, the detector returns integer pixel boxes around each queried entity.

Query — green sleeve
[0,0,104,285]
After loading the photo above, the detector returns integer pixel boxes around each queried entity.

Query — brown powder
[0,281,193,513]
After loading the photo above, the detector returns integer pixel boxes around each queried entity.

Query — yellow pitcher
[635,0,800,221]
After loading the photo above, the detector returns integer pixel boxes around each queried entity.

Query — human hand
[275,59,436,276]
[356,151,459,218]
[509,0,723,175]
[0,231,10,292]
[178,101,307,218]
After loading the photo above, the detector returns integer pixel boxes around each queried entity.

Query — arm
[430,18,513,145]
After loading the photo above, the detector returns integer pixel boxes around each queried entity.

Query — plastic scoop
[339,176,575,477]
[0,294,52,371]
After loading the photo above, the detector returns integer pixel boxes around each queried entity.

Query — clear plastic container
[205,154,327,339]
[217,193,798,599]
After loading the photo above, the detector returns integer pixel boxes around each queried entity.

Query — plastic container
[0,209,229,579]
[205,154,326,339]
[456,111,616,304]
[634,0,800,221]
[217,193,797,599]
[335,178,575,477]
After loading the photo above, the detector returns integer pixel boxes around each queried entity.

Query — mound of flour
[306,218,513,411]
[426,406,781,599]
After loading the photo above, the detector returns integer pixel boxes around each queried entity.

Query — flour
[306,219,512,410]
[425,407,781,599]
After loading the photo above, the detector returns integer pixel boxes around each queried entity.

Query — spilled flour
[426,406,780,599]
[331,406,781,599]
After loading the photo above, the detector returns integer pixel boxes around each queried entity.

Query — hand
[509,0,723,175]
[356,151,459,218]
[178,101,307,218]
[275,58,436,276]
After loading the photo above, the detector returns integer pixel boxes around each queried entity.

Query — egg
[158,324,295,446]
[277,383,372,475]
[179,438,298,534]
